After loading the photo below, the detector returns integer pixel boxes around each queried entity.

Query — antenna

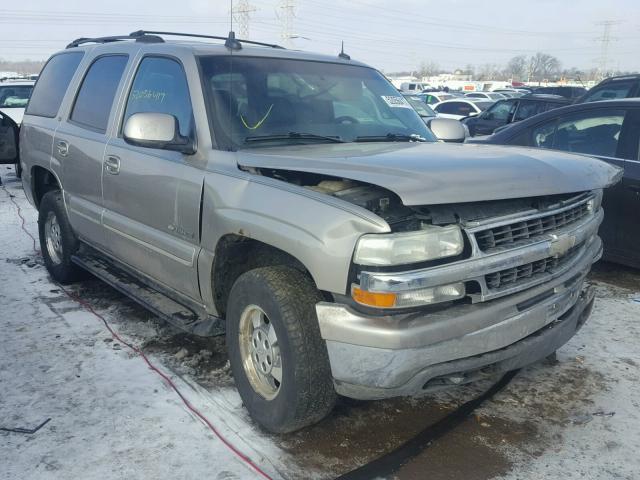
[338,41,350,60]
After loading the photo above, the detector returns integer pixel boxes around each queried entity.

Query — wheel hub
[44,211,63,265]
[238,305,282,400]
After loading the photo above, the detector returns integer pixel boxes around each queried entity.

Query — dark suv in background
[576,74,640,104]
[531,86,587,100]
[462,94,569,136]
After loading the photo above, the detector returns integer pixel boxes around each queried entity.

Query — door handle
[56,140,69,157]
[627,184,640,193]
[104,155,120,175]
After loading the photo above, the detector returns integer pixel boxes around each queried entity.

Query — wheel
[38,190,86,283]
[226,266,336,433]
[14,162,22,178]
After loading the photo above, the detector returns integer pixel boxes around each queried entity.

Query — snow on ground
[1,166,639,480]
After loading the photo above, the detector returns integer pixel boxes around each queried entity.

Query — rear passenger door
[529,107,627,257]
[20,51,84,206]
[613,108,640,266]
[102,55,204,302]
[55,53,130,248]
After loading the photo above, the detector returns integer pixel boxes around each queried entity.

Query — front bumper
[316,236,601,400]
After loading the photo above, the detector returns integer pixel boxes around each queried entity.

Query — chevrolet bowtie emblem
[549,233,577,257]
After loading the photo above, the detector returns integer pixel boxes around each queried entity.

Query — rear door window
[513,100,545,122]
[484,100,514,122]
[26,52,84,118]
[532,109,626,157]
[70,55,129,133]
[436,101,468,115]
[581,80,636,102]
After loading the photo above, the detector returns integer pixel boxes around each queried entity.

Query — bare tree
[417,61,440,79]
[506,55,527,81]
[527,52,561,82]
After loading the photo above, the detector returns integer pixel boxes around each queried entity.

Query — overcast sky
[2,0,638,72]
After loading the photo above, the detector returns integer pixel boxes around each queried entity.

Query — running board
[71,249,224,337]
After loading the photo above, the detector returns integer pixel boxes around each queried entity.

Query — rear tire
[226,266,336,433]
[38,190,86,284]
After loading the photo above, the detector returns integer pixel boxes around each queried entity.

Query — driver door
[102,55,204,301]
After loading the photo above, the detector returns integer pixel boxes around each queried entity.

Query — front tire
[226,266,336,433]
[38,190,85,283]
[15,162,22,178]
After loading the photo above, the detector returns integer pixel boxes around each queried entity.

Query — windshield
[473,101,495,111]
[0,85,33,108]
[403,95,436,117]
[198,55,435,149]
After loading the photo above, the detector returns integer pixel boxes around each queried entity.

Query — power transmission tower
[232,0,257,38]
[595,20,620,80]
[278,0,296,47]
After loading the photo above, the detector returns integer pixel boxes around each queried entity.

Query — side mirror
[428,118,467,143]
[123,112,195,154]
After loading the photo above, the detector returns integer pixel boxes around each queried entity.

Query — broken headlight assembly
[351,225,466,309]
[353,224,464,266]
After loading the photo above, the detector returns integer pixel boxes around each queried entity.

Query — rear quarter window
[26,52,84,118]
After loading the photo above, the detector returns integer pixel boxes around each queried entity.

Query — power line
[232,0,257,38]
[595,20,621,79]
[277,0,296,47]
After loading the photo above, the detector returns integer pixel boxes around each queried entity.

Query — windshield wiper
[244,132,345,144]
[354,133,427,143]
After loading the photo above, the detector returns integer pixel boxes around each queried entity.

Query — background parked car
[492,88,525,98]
[433,98,494,120]
[419,91,456,105]
[462,94,570,136]
[0,79,35,124]
[530,85,587,100]
[399,81,431,93]
[468,99,640,268]
[464,91,507,101]
[576,74,640,104]
[402,93,438,123]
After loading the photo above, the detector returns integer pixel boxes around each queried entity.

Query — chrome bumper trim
[358,208,602,303]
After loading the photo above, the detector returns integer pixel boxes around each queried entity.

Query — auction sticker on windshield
[382,95,412,108]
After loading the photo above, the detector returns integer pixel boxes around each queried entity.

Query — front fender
[201,171,389,294]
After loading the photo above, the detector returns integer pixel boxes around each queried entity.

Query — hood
[238,142,622,206]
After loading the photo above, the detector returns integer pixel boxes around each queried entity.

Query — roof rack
[66,33,164,49]
[66,30,284,51]
[130,30,285,50]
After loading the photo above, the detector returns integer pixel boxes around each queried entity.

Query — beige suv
[13,31,620,433]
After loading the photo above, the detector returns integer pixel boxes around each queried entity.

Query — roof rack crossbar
[66,33,164,49]
[130,30,285,49]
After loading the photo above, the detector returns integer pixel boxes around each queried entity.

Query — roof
[62,31,370,68]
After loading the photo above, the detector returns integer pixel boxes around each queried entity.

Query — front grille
[475,202,590,252]
[485,244,582,290]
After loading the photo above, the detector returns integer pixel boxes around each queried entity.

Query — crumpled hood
[238,142,622,206]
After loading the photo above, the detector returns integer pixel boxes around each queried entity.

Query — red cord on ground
[2,185,273,480]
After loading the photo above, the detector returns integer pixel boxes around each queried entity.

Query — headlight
[587,189,603,213]
[353,225,464,266]
[352,282,466,309]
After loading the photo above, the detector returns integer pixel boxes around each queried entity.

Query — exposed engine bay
[252,168,587,231]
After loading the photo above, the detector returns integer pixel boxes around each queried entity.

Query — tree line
[412,52,636,83]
